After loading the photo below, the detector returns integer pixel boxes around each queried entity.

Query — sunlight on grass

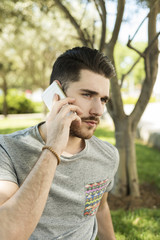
[112,209,160,240]
[97,209,160,240]
[0,117,42,134]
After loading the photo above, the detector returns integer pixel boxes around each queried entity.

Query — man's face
[65,69,110,139]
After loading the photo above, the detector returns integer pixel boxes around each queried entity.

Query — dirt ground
[108,183,160,210]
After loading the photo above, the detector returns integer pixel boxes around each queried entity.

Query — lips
[81,117,100,128]
[83,120,98,127]
[84,120,98,124]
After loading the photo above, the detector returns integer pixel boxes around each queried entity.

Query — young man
[0,47,119,240]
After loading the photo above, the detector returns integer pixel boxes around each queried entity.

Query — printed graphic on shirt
[84,179,109,216]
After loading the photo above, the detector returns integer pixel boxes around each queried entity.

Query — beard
[70,116,100,139]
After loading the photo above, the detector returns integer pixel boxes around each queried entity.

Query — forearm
[0,149,57,240]
[97,203,116,240]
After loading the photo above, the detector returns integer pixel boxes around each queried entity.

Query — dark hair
[50,46,115,92]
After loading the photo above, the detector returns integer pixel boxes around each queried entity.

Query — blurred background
[0,1,160,239]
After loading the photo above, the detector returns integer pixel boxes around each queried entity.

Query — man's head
[50,46,115,93]
[50,47,115,139]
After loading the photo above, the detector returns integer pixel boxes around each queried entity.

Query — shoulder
[0,124,40,149]
[90,135,118,155]
[88,135,119,169]
[0,126,33,141]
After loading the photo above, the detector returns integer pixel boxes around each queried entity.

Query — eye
[101,98,109,104]
[82,93,92,98]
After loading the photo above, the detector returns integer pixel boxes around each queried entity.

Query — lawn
[1,116,160,240]
[0,116,42,134]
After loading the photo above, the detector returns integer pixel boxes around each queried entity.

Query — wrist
[42,146,61,165]
[45,141,62,156]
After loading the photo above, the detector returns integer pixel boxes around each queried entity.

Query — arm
[0,97,81,240]
[0,150,58,240]
[96,192,116,240]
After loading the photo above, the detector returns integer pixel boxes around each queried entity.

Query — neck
[63,136,85,156]
[39,122,85,156]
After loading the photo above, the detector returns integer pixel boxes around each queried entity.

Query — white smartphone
[42,81,66,111]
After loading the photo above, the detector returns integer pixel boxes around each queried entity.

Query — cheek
[74,99,90,115]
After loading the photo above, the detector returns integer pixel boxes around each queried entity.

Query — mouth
[83,120,98,127]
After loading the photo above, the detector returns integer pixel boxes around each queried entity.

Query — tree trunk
[112,117,140,197]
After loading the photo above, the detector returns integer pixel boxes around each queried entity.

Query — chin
[70,122,96,139]
[70,130,94,139]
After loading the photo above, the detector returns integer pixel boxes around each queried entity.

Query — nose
[89,99,104,116]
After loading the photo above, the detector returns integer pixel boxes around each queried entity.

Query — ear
[55,80,62,88]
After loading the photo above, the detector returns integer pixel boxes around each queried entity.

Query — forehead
[74,69,110,95]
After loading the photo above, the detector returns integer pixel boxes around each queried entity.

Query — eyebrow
[79,89,109,101]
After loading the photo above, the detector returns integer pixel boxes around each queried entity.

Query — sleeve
[0,144,18,184]
[105,147,119,192]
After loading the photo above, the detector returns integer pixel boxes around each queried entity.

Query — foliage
[136,0,160,10]
[0,89,36,114]
[0,0,81,94]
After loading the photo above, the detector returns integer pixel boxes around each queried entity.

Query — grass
[1,116,160,240]
[96,208,160,240]
[0,117,42,134]
[136,142,160,190]
[111,208,160,240]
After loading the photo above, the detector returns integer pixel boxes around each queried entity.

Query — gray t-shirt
[0,123,119,240]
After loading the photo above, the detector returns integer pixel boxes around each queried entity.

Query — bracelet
[42,146,61,165]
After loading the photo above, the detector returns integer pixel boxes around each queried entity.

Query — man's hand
[45,95,82,155]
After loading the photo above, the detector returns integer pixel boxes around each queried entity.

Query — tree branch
[108,0,125,49]
[130,4,159,128]
[128,0,160,43]
[144,32,160,55]
[123,31,159,91]
[127,38,145,57]
[129,14,149,42]
[53,0,90,47]
[104,0,126,119]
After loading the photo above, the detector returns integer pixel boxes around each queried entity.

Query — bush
[0,89,36,114]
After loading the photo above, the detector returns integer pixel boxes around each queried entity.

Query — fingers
[53,94,75,105]
[59,104,82,116]
[52,93,59,103]
[50,96,82,116]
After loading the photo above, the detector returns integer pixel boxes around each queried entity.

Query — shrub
[0,89,36,114]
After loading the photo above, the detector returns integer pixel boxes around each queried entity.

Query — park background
[0,0,160,239]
